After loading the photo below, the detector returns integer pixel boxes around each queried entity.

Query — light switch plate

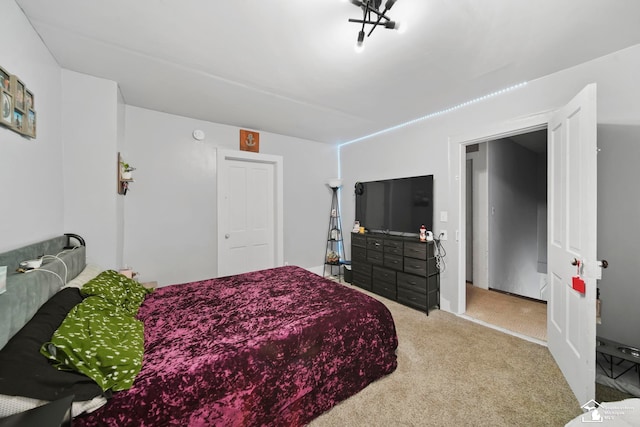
[440,211,448,222]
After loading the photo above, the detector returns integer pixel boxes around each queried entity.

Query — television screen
[355,175,433,235]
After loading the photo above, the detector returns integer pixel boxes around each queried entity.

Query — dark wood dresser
[351,232,439,314]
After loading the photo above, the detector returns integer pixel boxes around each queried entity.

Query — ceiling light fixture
[348,0,401,51]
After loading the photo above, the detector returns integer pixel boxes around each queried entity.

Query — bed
[0,236,398,426]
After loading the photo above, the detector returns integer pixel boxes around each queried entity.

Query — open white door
[547,84,598,406]
[217,149,284,277]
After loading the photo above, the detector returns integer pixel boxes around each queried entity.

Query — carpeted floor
[464,283,547,342]
[310,285,582,427]
[462,283,637,403]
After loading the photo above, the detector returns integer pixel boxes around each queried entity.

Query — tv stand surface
[351,232,439,314]
[388,231,419,237]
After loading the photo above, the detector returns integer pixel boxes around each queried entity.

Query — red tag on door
[572,276,585,294]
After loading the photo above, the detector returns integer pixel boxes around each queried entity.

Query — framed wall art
[0,66,36,138]
[1,92,12,126]
[26,109,36,137]
[239,129,259,153]
[11,76,25,111]
[13,110,24,132]
[25,90,34,110]
[0,67,9,92]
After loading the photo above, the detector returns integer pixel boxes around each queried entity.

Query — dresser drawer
[397,272,427,296]
[384,239,403,256]
[352,272,372,291]
[373,265,396,285]
[384,254,403,270]
[372,280,396,300]
[385,245,403,256]
[352,246,367,263]
[397,285,427,312]
[352,233,367,248]
[372,263,396,300]
[404,242,427,260]
[352,262,371,277]
[367,250,384,265]
[367,237,384,252]
[404,257,427,277]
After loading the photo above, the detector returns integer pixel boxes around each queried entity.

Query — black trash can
[343,264,352,283]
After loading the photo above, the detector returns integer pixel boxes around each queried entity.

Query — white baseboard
[306,265,324,276]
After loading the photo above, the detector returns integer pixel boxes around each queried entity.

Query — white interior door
[217,149,284,277]
[547,84,598,406]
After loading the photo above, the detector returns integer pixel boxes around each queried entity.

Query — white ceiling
[15,0,640,144]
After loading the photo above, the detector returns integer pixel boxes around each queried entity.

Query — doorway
[454,85,599,405]
[464,129,548,341]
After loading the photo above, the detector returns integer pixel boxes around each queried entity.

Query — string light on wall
[339,82,529,146]
[347,0,403,52]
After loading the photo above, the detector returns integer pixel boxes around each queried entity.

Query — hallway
[465,283,547,342]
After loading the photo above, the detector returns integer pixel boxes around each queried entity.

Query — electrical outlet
[439,230,448,241]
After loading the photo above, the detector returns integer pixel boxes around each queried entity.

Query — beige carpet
[465,284,547,342]
[310,286,581,427]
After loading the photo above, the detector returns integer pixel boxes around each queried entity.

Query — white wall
[340,44,640,314]
[596,124,640,348]
[116,87,126,268]
[62,70,122,268]
[0,1,64,252]
[123,106,336,286]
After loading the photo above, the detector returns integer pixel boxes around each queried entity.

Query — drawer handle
[411,265,421,269]
[409,281,417,285]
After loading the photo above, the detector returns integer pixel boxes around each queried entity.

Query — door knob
[598,260,608,269]
[225,233,230,239]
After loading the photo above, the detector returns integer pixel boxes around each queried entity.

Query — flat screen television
[355,174,433,236]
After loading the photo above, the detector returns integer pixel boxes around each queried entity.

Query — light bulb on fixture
[355,30,365,52]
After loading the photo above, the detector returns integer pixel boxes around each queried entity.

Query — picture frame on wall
[1,92,12,125]
[13,109,24,132]
[239,129,260,153]
[25,90,34,110]
[27,109,36,137]
[1,67,36,138]
[0,67,9,91]
[11,76,25,111]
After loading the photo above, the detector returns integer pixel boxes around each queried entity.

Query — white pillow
[64,264,103,289]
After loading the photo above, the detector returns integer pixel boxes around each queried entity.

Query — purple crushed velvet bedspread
[74,266,398,426]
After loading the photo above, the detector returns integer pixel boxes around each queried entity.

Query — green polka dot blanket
[40,270,153,391]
